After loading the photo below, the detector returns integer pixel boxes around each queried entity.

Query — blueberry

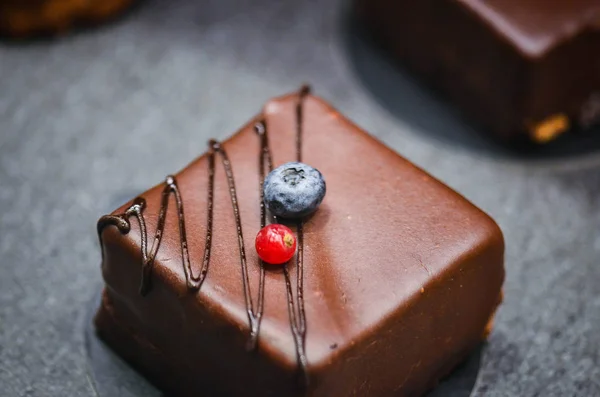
[263,162,326,219]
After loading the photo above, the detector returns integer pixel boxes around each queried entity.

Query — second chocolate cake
[357,0,600,143]
[95,87,505,396]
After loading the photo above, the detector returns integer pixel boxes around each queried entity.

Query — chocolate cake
[356,0,600,143]
[94,87,505,396]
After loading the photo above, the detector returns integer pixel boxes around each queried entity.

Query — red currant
[255,224,297,265]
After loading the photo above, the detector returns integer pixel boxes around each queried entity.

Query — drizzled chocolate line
[97,175,209,296]
[255,120,277,227]
[283,85,311,385]
[208,139,267,352]
[295,85,311,162]
[252,120,272,351]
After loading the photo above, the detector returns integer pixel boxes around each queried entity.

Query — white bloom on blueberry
[263,162,326,219]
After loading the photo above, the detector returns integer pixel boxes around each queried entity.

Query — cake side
[524,29,600,136]
[95,292,205,397]
[96,90,505,396]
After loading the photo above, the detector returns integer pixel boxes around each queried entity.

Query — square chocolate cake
[95,87,505,396]
[356,0,600,143]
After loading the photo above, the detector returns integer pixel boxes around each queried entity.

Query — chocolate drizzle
[253,120,274,349]
[208,139,266,352]
[97,176,209,295]
[282,85,311,385]
[97,85,313,389]
[295,85,310,162]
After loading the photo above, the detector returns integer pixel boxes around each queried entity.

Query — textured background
[1,0,600,396]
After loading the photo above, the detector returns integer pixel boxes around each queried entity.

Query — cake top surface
[459,0,600,56]
[106,90,503,369]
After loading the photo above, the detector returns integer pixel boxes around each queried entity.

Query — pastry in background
[0,0,137,38]
[356,0,600,144]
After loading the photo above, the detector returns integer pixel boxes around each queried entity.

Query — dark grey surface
[1,0,599,396]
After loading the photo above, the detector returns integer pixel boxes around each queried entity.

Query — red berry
[255,224,297,265]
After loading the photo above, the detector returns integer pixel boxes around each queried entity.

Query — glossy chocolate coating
[357,0,600,140]
[95,91,505,396]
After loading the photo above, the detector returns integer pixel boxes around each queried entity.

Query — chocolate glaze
[357,0,600,140]
[95,90,505,396]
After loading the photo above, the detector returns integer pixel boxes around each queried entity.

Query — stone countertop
[1,0,599,396]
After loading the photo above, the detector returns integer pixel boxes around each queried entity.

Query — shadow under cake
[355,0,600,144]
[95,89,505,396]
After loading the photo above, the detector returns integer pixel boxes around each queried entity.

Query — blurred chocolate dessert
[357,0,600,144]
[0,0,136,38]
